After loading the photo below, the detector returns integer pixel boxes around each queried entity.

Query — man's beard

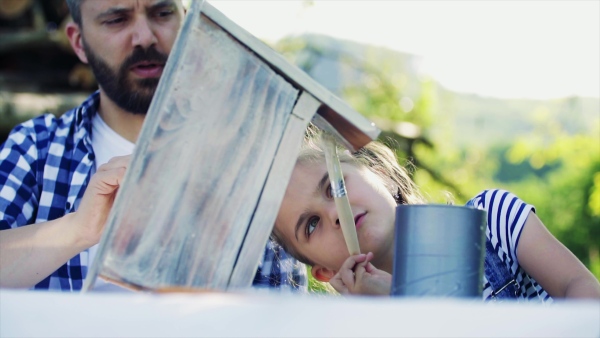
[83,40,168,115]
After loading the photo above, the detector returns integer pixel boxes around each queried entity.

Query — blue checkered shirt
[0,91,307,292]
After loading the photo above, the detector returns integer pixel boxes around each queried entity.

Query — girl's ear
[311,265,336,283]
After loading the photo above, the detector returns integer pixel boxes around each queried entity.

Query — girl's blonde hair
[272,128,425,267]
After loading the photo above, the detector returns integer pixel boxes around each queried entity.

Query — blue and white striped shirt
[0,91,307,292]
[469,189,551,302]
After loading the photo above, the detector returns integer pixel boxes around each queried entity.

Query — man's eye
[154,7,175,19]
[158,10,174,17]
[104,17,125,25]
[305,217,319,238]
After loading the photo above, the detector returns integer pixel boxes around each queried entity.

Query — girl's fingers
[336,254,368,291]
[339,254,367,272]
[339,266,355,288]
[329,275,349,294]
[365,262,376,274]
[363,252,376,273]
[354,259,369,280]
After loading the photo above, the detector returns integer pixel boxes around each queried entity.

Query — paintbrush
[323,134,361,255]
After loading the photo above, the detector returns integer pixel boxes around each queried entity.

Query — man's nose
[131,17,158,48]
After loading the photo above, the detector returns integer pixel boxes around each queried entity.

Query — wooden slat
[228,92,320,288]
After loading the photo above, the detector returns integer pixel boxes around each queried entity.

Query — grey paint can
[391,204,486,298]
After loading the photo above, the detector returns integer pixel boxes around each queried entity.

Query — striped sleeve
[473,189,535,273]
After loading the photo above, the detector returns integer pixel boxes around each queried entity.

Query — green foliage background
[274,34,600,291]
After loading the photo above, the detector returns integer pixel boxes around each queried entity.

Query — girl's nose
[131,17,158,49]
[325,202,341,229]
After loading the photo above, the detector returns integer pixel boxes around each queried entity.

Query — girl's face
[275,161,397,281]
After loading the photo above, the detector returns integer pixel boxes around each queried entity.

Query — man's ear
[66,21,88,64]
[311,265,336,283]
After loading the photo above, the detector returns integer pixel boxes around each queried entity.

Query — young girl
[272,132,600,300]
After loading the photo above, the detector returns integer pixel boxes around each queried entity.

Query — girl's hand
[330,252,392,296]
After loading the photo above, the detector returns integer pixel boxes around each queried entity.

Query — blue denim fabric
[484,240,520,300]
[465,198,519,300]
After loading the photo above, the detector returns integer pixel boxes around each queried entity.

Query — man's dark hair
[65,0,82,26]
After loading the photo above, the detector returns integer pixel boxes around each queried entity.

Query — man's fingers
[90,155,131,195]
[88,167,126,195]
[97,155,131,172]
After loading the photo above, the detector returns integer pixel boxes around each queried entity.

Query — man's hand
[0,155,130,288]
[71,155,130,247]
[329,252,392,296]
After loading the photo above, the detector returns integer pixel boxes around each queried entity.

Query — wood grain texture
[88,7,299,291]
[228,92,320,288]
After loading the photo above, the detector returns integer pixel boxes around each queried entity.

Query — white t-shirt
[87,112,134,291]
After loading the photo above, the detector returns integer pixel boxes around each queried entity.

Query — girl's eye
[325,181,333,199]
[305,216,319,238]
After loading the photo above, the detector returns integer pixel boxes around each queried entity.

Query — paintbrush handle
[334,194,361,256]
[323,135,361,255]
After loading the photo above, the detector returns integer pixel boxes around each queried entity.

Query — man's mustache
[121,47,168,70]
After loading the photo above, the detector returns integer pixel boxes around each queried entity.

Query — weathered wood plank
[87,5,298,291]
[228,92,320,288]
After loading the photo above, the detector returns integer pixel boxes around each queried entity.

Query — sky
[209,0,600,100]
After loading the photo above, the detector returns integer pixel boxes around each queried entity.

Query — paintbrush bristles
[323,135,361,256]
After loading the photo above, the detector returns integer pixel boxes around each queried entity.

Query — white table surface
[1,288,599,337]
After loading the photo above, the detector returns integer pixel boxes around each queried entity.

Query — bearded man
[0,0,306,292]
